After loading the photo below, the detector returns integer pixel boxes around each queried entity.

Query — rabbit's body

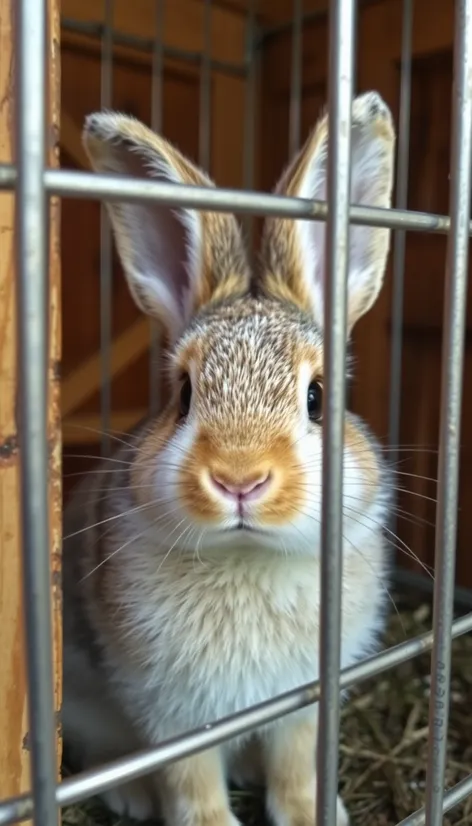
[63,93,396,826]
[63,420,388,739]
[63,418,388,823]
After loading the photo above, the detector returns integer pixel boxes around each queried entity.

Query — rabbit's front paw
[334,796,350,826]
[267,793,349,826]
[165,806,241,826]
[161,750,242,826]
[195,813,242,826]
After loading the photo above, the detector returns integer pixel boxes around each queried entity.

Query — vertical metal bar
[289,0,303,157]
[100,0,113,455]
[199,0,212,171]
[316,0,356,824]
[243,0,257,256]
[423,0,472,821]
[387,0,413,531]
[149,0,165,418]
[15,1,58,825]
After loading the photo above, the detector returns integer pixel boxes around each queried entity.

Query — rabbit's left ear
[82,112,250,344]
[260,91,395,334]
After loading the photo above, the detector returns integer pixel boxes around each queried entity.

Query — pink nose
[209,472,271,503]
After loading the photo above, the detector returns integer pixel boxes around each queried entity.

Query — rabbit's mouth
[222,521,267,535]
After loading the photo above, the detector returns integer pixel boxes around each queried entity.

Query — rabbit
[62,90,396,826]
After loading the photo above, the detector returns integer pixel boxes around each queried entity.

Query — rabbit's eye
[179,375,192,418]
[307,381,323,423]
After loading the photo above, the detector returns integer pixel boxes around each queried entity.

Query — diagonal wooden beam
[62,317,151,417]
[62,409,148,444]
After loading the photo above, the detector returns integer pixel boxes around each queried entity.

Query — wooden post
[0,0,62,803]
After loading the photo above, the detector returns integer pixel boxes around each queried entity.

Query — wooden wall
[260,0,472,588]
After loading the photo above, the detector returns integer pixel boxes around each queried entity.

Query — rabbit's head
[83,91,395,558]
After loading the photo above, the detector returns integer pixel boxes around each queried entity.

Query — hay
[62,601,472,826]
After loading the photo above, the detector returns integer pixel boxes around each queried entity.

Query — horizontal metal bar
[28,169,472,234]
[61,17,246,78]
[397,772,472,825]
[0,164,464,233]
[1,612,471,826]
[0,163,471,238]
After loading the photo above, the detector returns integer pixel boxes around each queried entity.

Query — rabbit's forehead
[176,301,323,411]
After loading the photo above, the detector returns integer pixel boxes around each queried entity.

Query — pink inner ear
[109,139,199,325]
[296,159,328,319]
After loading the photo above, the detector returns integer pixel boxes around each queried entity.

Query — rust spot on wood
[51,569,62,589]
[52,360,61,382]
[0,433,18,464]
[49,123,60,153]
[22,711,62,753]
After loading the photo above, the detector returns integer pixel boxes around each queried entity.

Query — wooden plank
[0,0,30,803]
[61,0,246,66]
[62,318,150,417]
[48,0,63,789]
[61,109,88,168]
[0,0,62,805]
[63,409,148,444]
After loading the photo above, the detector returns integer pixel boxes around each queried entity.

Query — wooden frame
[0,0,62,802]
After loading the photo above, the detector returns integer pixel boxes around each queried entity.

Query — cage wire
[0,0,471,824]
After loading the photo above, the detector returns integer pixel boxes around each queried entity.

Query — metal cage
[0,0,471,824]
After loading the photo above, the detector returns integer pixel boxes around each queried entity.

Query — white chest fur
[112,542,386,742]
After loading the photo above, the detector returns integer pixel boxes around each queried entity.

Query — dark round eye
[307,381,323,422]
[179,375,192,418]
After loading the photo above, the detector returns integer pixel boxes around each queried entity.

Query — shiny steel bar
[15,1,58,825]
[387,0,413,533]
[199,0,212,171]
[289,0,303,156]
[0,165,463,232]
[243,0,257,252]
[100,0,114,456]
[316,0,356,823]
[423,0,472,821]
[1,612,472,826]
[2,163,472,235]
[61,17,246,78]
[149,0,165,418]
[398,772,472,826]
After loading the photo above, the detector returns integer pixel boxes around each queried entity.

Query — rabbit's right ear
[83,113,249,342]
[260,92,395,335]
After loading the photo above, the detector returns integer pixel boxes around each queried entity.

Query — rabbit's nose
[209,471,272,503]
